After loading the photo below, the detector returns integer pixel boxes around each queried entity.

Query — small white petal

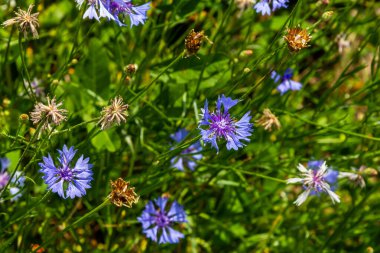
[287,178,303,184]
[297,163,308,173]
[326,189,340,204]
[294,189,311,206]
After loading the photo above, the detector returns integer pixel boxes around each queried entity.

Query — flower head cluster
[287,161,340,206]
[271,68,302,95]
[184,29,213,58]
[2,4,39,39]
[98,96,129,130]
[254,0,288,16]
[256,108,281,131]
[199,95,253,152]
[39,145,93,199]
[77,0,150,27]
[0,158,25,201]
[109,178,139,207]
[170,129,202,171]
[30,96,68,130]
[138,197,187,244]
[284,27,311,52]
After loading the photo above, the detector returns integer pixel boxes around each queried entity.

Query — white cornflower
[287,161,340,206]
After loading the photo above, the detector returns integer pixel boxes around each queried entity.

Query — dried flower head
[184,29,213,58]
[235,0,255,12]
[339,166,378,189]
[125,64,138,74]
[284,27,311,52]
[30,96,68,130]
[109,178,139,207]
[98,96,129,130]
[2,4,39,39]
[256,108,281,131]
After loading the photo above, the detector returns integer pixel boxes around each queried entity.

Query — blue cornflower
[170,128,202,171]
[308,160,339,193]
[199,95,253,152]
[39,145,93,199]
[138,197,187,244]
[254,0,288,15]
[0,158,10,189]
[271,68,302,95]
[81,0,150,27]
[0,158,26,201]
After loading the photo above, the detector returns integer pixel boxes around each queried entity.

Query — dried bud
[243,67,251,73]
[109,178,139,208]
[2,4,39,39]
[284,27,312,52]
[125,64,138,74]
[19,113,29,122]
[322,11,334,21]
[184,29,213,58]
[2,98,11,108]
[71,59,78,65]
[256,108,281,131]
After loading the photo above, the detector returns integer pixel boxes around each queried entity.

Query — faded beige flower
[30,96,67,130]
[109,178,139,208]
[184,29,213,58]
[336,33,351,54]
[256,108,281,131]
[339,166,378,188]
[284,26,311,52]
[98,96,129,130]
[235,0,255,12]
[2,4,39,39]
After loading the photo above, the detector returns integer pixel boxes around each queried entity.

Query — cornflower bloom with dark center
[284,26,311,52]
[271,68,302,95]
[39,145,93,199]
[79,0,150,27]
[109,178,139,207]
[2,4,39,39]
[254,0,288,15]
[98,96,129,130]
[30,96,68,130]
[256,108,281,131]
[170,128,202,171]
[0,158,26,201]
[199,95,253,152]
[287,161,340,206]
[138,197,187,244]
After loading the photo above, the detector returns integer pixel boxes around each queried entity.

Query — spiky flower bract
[284,26,311,52]
[109,178,139,207]
[256,108,281,131]
[138,197,187,244]
[271,68,302,95]
[287,161,340,206]
[170,128,202,171]
[98,96,129,130]
[2,4,39,39]
[199,95,253,152]
[39,145,93,199]
[30,96,68,130]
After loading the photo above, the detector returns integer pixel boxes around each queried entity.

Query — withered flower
[2,4,39,39]
[184,29,213,58]
[284,27,311,52]
[98,96,129,130]
[30,96,68,130]
[256,108,281,131]
[109,178,139,208]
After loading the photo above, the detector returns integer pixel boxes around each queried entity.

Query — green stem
[50,118,99,137]
[18,33,36,102]
[129,52,184,104]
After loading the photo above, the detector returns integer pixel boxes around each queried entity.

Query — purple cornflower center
[155,210,170,228]
[109,1,133,15]
[209,112,235,138]
[58,166,74,182]
[311,170,324,192]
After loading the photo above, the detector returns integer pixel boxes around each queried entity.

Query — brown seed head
[184,29,213,58]
[98,96,129,130]
[109,178,139,208]
[30,96,68,130]
[125,64,138,74]
[284,27,311,52]
[256,108,281,131]
[2,4,39,39]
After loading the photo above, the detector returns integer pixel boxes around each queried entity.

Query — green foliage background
[0,0,379,252]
